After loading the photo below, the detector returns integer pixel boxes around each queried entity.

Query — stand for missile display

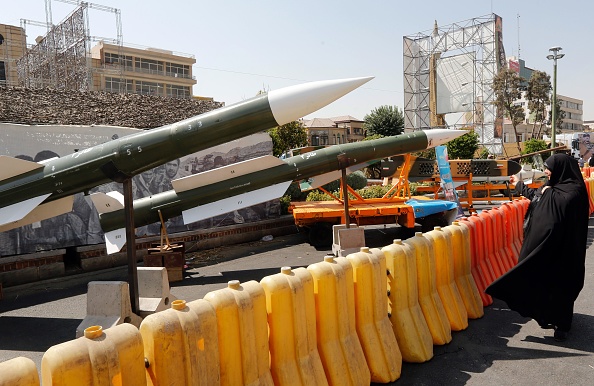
[144,210,185,282]
[289,158,417,248]
[122,179,140,314]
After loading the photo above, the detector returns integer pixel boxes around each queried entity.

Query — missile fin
[300,171,341,191]
[172,155,286,193]
[0,193,52,226]
[182,181,291,225]
[90,191,125,214]
[299,161,376,191]
[0,155,44,181]
[0,195,74,231]
[105,228,127,254]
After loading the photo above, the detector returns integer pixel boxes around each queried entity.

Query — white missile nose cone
[424,128,467,148]
[268,76,374,125]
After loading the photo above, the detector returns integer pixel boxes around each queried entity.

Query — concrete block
[76,281,142,338]
[332,224,366,257]
[137,267,178,318]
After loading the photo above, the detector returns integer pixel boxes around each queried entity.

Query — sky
[2,0,593,121]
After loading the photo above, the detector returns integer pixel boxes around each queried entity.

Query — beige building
[90,41,196,98]
[0,24,27,86]
[0,22,196,98]
[302,115,365,146]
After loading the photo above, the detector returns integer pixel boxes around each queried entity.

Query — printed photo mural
[0,124,279,256]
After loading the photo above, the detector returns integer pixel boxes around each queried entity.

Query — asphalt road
[1,218,594,385]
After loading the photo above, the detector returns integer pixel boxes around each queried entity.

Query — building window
[105,77,133,93]
[166,62,190,78]
[167,84,190,98]
[311,135,319,146]
[0,61,6,83]
[134,57,164,75]
[104,53,132,69]
[136,80,163,96]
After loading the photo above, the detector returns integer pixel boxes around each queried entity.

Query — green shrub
[306,190,337,201]
[279,195,292,215]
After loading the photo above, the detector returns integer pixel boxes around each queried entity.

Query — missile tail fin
[172,155,285,193]
[90,191,125,214]
[182,181,291,225]
[0,195,74,232]
[105,228,126,254]
[299,161,376,191]
[0,193,52,226]
[0,155,44,181]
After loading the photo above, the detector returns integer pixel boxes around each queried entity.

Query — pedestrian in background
[487,153,589,341]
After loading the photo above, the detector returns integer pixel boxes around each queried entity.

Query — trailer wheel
[308,222,334,248]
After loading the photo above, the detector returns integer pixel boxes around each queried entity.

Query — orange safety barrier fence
[459,214,493,306]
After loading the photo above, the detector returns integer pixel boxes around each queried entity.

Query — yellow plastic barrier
[424,227,468,331]
[203,280,274,386]
[307,255,371,386]
[41,324,146,386]
[140,299,220,386]
[260,267,328,386]
[0,357,39,386]
[345,247,402,383]
[444,221,484,319]
[382,239,433,363]
[404,232,452,345]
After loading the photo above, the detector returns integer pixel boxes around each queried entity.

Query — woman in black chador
[486,153,589,341]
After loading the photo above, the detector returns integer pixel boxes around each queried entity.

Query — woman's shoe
[554,328,568,342]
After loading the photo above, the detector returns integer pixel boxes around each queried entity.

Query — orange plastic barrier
[478,210,506,280]
[443,222,484,319]
[490,208,515,272]
[345,247,402,383]
[382,239,433,363]
[404,232,452,345]
[499,202,521,263]
[259,267,328,386]
[307,256,371,385]
[203,280,274,386]
[585,177,594,214]
[0,357,39,386]
[460,214,493,306]
[41,324,146,386]
[139,299,220,386]
[423,227,468,331]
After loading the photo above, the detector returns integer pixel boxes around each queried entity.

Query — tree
[525,70,551,139]
[491,67,526,154]
[445,130,480,159]
[363,105,404,137]
[267,120,308,157]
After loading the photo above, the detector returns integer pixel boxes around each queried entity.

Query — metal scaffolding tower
[16,0,123,91]
[403,14,506,154]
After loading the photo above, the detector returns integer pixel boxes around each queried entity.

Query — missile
[90,129,466,253]
[0,76,372,231]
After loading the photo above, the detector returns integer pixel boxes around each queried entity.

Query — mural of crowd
[0,125,279,256]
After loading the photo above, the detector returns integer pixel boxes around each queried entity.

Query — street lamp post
[547,46,565,152]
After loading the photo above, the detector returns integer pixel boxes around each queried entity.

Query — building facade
[0,24,27,86]
[0,22,196,99]
[302,115,365,146]
[504,56,585,145]
[90,41,196,98]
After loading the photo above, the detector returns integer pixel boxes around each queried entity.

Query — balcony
[97,63,196,80]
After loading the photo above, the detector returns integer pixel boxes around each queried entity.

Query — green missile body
[91,129,465,253]
[0,76,372,231]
